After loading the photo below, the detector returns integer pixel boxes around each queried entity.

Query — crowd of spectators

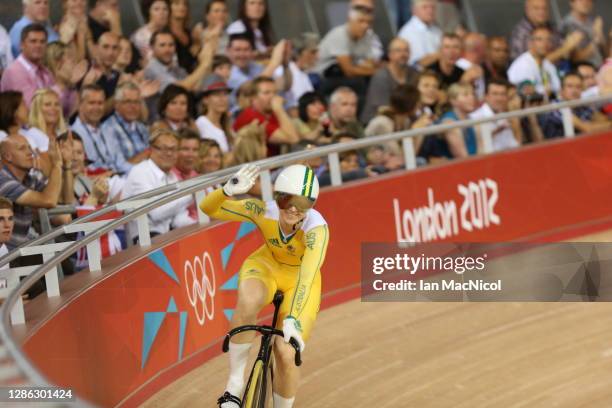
[0,0,609,274]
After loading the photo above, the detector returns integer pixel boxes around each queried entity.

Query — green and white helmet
[274,164,320,202]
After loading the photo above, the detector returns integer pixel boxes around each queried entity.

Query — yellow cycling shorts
[239,246,321,341]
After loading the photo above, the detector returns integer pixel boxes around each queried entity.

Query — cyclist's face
[279,207,307,226]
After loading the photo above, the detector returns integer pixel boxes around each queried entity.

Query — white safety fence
[0,95,608,399]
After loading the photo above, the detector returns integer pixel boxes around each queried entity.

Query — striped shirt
[101,113,149,164]
[0,166,47,250]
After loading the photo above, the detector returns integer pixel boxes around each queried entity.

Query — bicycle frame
[222,291,302,407]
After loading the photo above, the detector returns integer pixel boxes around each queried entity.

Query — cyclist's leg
[272,271,322,406]
[222,253,277,403]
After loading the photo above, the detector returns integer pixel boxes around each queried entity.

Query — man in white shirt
[398,0,442,66]
[507,26,561,100]
[470,79,522,152]
[122,129,194,243]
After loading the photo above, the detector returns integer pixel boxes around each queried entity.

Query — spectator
[169,0,196,72]
[84,31,122,105]
[234,80,255,117]
[44,41,79,118]
[63,130,122,205]
[28,88,67,141]
[484,36,511,83]
[123,128,195,243]
[233,76,299,157]
[0,24,14,76]
[510,0,583,64]
[315,4,380,100]
[171,128,200,219]
[0,91,49,158]
[274,32,319,111]
[0,197,15,260]
[426,33,475,90]
[9,0,59,57]
[227,0,275,56]
[416,70,443,119]
[226,34,287,106]
[456,32,487,99]
[0,133,65,250]
[559,0,606,67]
[57,0,91,62]
[294,92,332,147]
[365,85,432,156]
[440,83,478,158]
[101,82,151,170]
[152,84,197,132]
[538,72,610,138]
[576,61,598,90]
[469,79,522,152]
[192,0,229,54]
[144,29,216,97]
[361,37,420,123]
[195,74,233,153]
[1,24,55,107]
[197,138,223,174]
[212,55,232,82]
[327,87,365,139]
[131,0,170,61]
[71,84,131,174]
[508,27,562,100]
[398,0,442,67]
[114,36,135,75]
[88,0,122,41]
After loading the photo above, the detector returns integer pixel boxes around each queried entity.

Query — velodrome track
[142,230,612,408]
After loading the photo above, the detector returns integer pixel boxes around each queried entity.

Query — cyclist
[200,163,329,408]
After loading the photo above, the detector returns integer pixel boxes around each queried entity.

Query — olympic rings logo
[184,252,216,326]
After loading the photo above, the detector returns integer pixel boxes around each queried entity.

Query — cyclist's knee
[236,279,268,315]
[274,341,299,369]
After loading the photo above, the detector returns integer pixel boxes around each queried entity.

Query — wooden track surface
[142,231,612,407]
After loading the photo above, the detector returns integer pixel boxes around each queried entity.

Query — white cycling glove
[282,317,305,352]
[223,164,259,196]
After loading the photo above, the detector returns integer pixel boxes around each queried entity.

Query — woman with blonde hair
[29,89,68,141]
[229,122,267,166]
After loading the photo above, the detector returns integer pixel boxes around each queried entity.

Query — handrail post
[402,137,417,170]
[260,169,273,202]
[561,107,575,138]
[479,123,494,153]
[195,190,210,224]
[136,215,151,247]
[328,152,342,186]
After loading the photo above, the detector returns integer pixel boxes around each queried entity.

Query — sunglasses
[274,192,315,212]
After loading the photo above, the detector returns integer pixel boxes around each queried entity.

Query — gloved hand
[282,317,305,352]
[223,164,259,196]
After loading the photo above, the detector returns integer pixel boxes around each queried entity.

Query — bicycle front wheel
[243,360,265,408]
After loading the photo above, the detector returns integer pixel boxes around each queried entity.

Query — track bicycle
[222,291,302,408]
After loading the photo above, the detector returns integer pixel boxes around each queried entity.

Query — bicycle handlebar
[222,325,302,366]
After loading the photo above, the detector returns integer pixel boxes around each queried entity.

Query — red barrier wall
[22,132,612,407]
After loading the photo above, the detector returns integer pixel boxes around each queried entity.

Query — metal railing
[0,94,609,400]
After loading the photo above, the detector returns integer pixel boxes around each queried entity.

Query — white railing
[0,94,609,399]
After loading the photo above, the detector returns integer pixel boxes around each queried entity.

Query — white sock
[225,341,251,396]
[273,393,295,408]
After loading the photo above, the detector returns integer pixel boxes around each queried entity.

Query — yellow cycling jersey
[200,188,329,319]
